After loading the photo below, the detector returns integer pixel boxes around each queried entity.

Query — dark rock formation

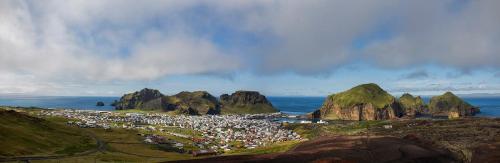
[220,91,278,114]
[114,88,164,110]
[314,83,403,121]
[96,101,105,107]
[398,93,426,117]
[428,92,479,118]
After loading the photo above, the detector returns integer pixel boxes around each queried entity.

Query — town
[37,109,304,154]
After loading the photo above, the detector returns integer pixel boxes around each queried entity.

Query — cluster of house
[168,114,303,151]
[38,109,303,152]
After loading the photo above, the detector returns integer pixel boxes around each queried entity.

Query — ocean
[0,96,499,117]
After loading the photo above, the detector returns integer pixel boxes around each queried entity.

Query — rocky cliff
[314,83,403,121]
[428,92,479,118]
[398,93,426,117]
[114,88,164,110]
[220,91,278,114]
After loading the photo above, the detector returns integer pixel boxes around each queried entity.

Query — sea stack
[96,101,105,106]
[428,92,479,118]
[398,93,426,117]
[220,91,278,114]
[314,83,403,121]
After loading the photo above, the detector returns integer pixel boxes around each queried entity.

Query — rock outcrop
[220,91,278,114]
[398,93,426,117]
[428,92,479,118]
[114,88,164,110]
[314,83,403,121]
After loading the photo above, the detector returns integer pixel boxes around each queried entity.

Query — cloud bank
[1,0,499,94]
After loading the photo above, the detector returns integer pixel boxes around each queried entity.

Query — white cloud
[0,0,240,87]
[363,0,500,69]
[1,0,499,95]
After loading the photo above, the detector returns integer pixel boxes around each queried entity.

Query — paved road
[0,132,105,162]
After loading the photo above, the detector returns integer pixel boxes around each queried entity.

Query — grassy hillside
[328,83,394,109]
[0,109,96,156]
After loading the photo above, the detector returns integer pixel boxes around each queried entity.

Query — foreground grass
[0,109,96,156]
[32,127,193,163]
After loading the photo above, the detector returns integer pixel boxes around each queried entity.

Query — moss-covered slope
[168,91,220,115]
[428,92,479,118]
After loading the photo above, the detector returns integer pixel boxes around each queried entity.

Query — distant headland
[112,88,278,115]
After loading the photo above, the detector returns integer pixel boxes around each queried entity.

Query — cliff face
[114,88,164,110]
[315,83,403,121]
[398,93,426,117]
[220,91,278,114]
[429,92,479,118]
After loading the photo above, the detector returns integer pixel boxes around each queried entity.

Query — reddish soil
[173,136,456,163]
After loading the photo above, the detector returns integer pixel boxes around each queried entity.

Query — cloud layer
[1,0,499,94]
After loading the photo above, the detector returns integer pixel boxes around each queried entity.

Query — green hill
[329,83,394,109]
[0,109,96,156]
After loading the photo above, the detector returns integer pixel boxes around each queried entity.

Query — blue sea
[0,96,499,117]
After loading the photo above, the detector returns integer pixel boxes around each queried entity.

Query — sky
[1,0,500,97]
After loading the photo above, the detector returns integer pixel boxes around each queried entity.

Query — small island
[96,101,105,107]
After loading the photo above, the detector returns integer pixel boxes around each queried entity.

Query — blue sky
[0,0,499,97]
